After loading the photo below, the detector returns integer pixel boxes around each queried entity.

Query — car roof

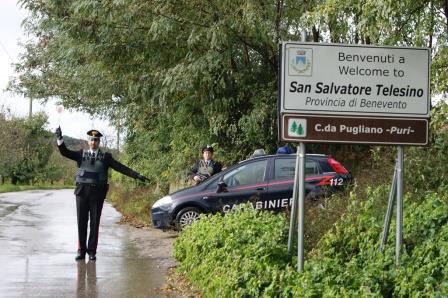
[179,153,334,193]
[242,153,328,163]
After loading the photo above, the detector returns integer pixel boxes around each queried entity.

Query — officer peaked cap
[202,145,214,153]
[87,129,103,138]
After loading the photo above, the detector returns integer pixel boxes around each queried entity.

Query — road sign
[282,114,428,145]
[279,42,431,145]
[281,42,430,117]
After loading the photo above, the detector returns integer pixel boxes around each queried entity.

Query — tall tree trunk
[445,0,448,41]
[312,26,319,42]
[429,0,434,49]
[275,0,283,45]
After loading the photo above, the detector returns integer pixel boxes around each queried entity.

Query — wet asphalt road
[0,189,166,298]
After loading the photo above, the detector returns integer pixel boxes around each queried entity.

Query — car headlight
[152,195,173,209]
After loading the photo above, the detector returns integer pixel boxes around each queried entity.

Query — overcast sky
[0,0,114,141]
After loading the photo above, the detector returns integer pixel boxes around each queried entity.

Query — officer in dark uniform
[55,127,148,261]
[188,145,222,184]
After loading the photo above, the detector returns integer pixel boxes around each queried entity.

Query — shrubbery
[174,207,295,297]
[174,187,448,297]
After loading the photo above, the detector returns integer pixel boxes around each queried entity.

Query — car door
[203,159,269,214]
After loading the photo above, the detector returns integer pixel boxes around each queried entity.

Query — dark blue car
[151,153,351,230]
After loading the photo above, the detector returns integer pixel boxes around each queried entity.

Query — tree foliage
[9,0,448,186]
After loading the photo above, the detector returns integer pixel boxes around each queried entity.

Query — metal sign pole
[288,146,301,253]
[396,146,404,265]
[298,142,306,271]
[380,162,398,252]
[288,31,307,257]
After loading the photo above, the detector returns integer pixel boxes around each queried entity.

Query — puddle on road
[75,256,166,298]
[1,254,167,298]
[0,204,19,218]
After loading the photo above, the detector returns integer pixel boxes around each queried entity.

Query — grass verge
[107,183,161,227]
[0,183,73,194]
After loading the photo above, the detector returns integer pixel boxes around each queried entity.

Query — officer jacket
[57,142,140,184]
[188,159,222,180]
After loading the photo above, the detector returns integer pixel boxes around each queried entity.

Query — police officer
[188,145,222,184]
[55,127,148,261]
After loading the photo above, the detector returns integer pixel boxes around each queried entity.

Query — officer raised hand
[55,126,63,140]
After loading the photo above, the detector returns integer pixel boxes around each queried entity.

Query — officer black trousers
[75,184,108,255]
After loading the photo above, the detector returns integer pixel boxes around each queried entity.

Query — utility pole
[116,122,120,153]
[28,98,32,119]
[116,107,121,153]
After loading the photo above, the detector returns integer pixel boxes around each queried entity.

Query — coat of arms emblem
[288,48,312,76]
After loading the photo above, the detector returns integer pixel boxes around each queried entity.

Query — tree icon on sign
[289,119,306,136]
[291,121,298,133]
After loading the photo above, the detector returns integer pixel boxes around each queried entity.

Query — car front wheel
[175,207,201,230]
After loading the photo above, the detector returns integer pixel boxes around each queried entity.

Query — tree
[9,0,448,186]
[0,111,53,184]
[0,111,27,183]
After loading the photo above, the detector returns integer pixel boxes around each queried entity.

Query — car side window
[274,158,321,180]
[274,158,295,180]
[223,160,268,187]
[306,160,321,175]
[205,177,220,190]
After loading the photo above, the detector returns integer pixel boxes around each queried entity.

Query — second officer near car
[188,145,222,184]
[55,127,148,261]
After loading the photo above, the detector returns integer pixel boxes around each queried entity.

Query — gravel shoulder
[124,224,199,297]
[126,226,178,270]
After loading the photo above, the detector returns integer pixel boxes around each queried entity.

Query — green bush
[404,102,448,196]
[174,187,448,297]
[174,207,297,297]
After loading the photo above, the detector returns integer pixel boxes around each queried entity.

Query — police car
[151,151,352,230]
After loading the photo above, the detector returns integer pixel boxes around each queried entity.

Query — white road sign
[281,43,431,118]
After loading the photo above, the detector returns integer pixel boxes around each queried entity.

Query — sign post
[279,42,430,269]
[287,145,300,253]
[396,146,404,265]
[297,143,305,271]
[380,162,397,252]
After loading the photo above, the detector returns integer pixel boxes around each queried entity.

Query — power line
[0,40,15,63]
